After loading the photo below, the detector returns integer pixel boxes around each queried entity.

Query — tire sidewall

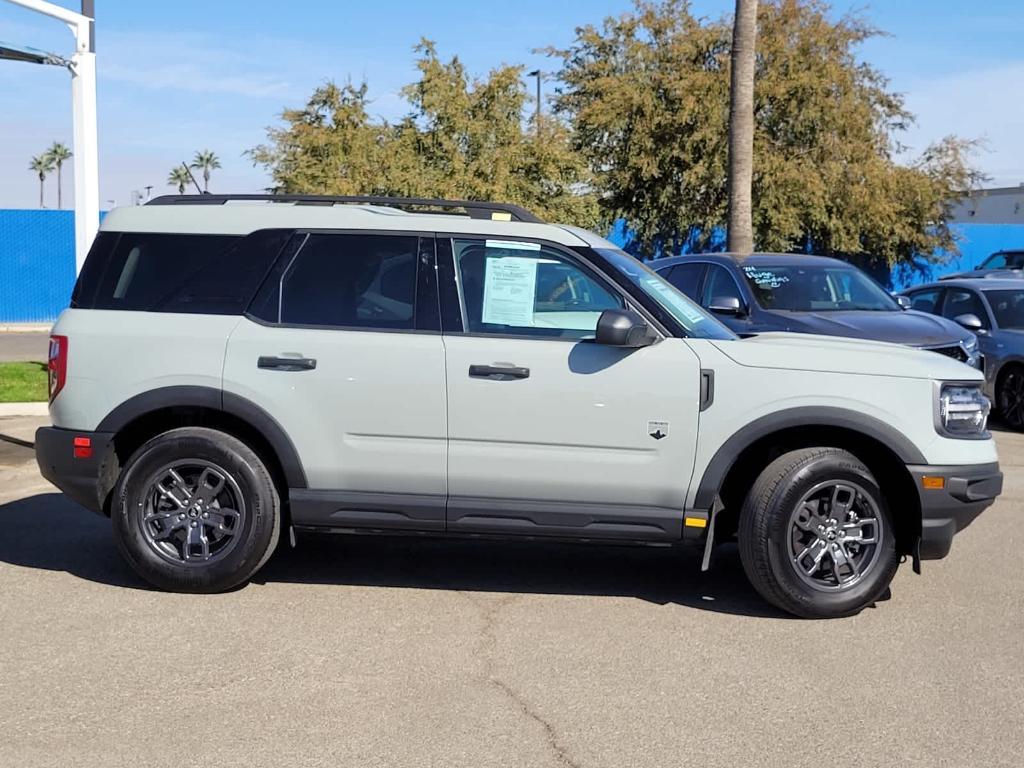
[999,370,1024,429]
[763,455,898,617]
[113,429,278,592]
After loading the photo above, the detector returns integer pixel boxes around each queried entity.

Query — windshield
[985,289,1024,329]
[595,248,737,340]
[981,251,1024,270]
[740,263,898,312]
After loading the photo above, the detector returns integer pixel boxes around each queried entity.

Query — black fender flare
[692,406,927,510]
[96,385,308,489]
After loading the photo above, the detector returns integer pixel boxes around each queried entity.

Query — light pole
[3,0,99,275]
[526,69,542,135]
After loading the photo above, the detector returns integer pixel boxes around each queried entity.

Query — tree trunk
[39,175,44,208]
[57,164,63,209]
[727,0,758,255]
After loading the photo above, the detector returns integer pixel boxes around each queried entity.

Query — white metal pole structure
[5,0,98,275]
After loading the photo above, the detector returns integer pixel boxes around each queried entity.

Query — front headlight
[963,336,979,354]
[937,384,990,438]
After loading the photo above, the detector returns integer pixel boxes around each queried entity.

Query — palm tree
[29,154,56,208]
[726,0,758,255]
[167,166,191,194]
[46,142,73,209]
[190,149,221,193]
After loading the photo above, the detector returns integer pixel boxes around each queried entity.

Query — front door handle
[468,364,530,380]
[258,355,317,372]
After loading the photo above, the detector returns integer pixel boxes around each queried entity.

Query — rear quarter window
[72,230,290,314]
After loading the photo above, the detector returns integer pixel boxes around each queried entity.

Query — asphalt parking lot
[1,416,1022,768]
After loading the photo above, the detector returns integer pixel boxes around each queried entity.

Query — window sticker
[743,266,790,288]
[485,239,542,252]
[482,256,539,326]
[641,276,706,325]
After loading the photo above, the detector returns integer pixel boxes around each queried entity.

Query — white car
[35,195,1002,618]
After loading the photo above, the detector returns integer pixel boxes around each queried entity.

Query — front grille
[928,345,968,363]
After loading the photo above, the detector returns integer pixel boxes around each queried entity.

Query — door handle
[468,364,530,380]
[258,355,317,372]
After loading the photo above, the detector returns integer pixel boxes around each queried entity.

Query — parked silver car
[902,278,1024,429]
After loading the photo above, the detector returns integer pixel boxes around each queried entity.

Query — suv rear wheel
[738,447,899,618]
[112,427,280,592]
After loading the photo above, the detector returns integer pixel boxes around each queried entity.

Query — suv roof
[651,252,848,268]
[101,194,596,248]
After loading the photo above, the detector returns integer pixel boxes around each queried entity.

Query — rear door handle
[258,355,317,372]
[468,364,530,380]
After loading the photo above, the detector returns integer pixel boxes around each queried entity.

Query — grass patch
[0,361,49,403]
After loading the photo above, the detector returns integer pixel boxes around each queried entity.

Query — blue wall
[0,209,77,323]
[2,210,1024,322]
[890,224,1024,290]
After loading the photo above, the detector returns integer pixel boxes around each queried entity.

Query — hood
[712,332,984,381]
[766,309,971,347]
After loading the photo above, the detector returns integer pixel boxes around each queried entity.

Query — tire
[738,447,899,619]
[112,427,280,593]
[998,365,1024,430]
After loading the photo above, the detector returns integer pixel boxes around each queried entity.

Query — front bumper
[909,462,1002,559]
[35,426,117,515]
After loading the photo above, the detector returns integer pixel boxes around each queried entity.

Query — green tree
[46,142,73,209]
[249,41,597,225]
[548,0,983,266]
[167,166,192,194]
[29,154,55,208]
[190,149,221,192]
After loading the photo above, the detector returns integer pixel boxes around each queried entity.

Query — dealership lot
[1,416,1022,767]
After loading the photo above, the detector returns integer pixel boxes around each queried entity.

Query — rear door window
[275,233,420,330]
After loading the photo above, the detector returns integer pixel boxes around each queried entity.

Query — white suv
[35,195,1002,618]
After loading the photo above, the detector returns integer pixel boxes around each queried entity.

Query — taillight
[48,335,68,403]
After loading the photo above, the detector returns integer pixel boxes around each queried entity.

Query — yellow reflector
[921,476,946,490]
[684,517,708,529]
[490,211,512,221]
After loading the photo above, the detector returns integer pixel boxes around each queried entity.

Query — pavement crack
[469,592,584,768]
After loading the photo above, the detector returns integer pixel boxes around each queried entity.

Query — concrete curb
[0,324,52,333]
[0,402,49,417]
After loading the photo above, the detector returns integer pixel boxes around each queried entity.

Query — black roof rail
[146,194,543,223]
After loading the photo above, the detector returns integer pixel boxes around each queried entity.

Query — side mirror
[595,309,657,348]
[954,313,984,332]
[708,295,744,316]
[896,295,912,310]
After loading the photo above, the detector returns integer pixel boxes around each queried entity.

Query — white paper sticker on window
[485,239,542,252]
[482,256,539,326]
[643,277,706,325]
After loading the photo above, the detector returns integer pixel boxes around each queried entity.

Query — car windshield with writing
[741,263,898,312]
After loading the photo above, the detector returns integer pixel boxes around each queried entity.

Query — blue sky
[1,0,1022,209]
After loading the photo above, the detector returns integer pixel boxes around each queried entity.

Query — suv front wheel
[113,427,280,592]
[738,447,899,619]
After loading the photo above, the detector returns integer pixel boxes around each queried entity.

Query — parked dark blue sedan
[650,252,981,367]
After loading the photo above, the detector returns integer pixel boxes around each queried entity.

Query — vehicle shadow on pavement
[0,493,792,619]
